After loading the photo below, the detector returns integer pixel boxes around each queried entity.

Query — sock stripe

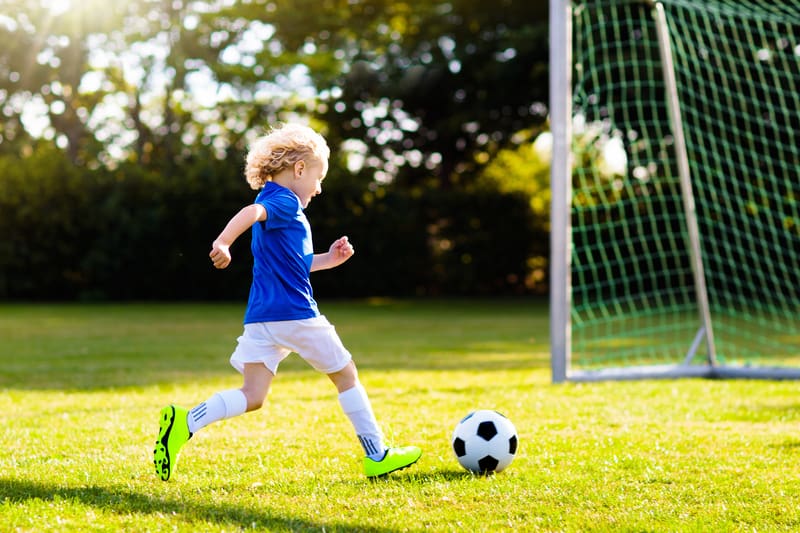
[359,435,379,456]
[190,403,207,422]
[358,435,365,454]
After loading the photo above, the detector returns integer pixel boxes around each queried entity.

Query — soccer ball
[451,410,518,474]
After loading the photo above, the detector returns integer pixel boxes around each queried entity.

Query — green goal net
[550,0,800,381]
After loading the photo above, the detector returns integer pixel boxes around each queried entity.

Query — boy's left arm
[210,203,267,269]
[311,236,355,272]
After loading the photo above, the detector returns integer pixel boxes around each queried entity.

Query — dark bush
[0,146,545,300]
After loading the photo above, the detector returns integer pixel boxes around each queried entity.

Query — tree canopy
[0,0,550,300]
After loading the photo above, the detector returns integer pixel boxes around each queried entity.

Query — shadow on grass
[0,477,402,532]
[389,469,490,483]
[767,437,800,450]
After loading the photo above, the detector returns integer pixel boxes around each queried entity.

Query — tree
[258,0,550,188]
[0,0,130,163]
[0,0,552,299]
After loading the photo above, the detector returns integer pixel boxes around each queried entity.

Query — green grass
[1,300,800,532]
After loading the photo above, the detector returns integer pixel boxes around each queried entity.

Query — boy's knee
[246,399,264,411]
[328,360,359,392]
[242,389,267,411]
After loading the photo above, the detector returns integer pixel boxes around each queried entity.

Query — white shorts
[229,315,352,375]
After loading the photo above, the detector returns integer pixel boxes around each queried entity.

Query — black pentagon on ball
[453,437,467,457]
[509,435,518,454]
[478,455,499,473]
[477,421,498,441]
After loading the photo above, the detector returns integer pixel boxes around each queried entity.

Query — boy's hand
[210,240,232,269]
[327,236,355,267]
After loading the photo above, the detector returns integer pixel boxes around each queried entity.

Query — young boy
[154,123,421,480]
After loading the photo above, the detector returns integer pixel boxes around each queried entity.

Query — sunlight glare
[41,0,72,17]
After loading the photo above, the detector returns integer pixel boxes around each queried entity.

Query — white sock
[338,383,386,460]
[187,389,247,434]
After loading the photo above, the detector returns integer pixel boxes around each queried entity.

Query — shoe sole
[154,406,175,481]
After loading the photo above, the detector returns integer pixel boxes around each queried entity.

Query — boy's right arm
[210,203,267,269]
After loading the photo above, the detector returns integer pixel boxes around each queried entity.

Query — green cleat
[153,405,192,481]
[363,446,422,478]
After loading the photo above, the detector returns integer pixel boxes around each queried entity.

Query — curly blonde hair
[244,123,330,189]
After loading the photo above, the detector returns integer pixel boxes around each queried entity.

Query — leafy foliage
[0,0,549,299]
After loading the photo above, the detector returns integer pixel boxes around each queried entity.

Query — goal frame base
[566,364,800,382]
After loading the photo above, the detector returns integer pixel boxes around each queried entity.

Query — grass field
[1,299,800,532]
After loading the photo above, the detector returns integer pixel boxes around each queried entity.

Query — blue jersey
[243,181,320,323]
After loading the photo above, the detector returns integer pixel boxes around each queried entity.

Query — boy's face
[292,158,328,208]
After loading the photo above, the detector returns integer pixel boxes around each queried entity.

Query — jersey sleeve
[258,191,298,230]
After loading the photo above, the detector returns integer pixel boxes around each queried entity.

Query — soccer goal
[549,0,800,382]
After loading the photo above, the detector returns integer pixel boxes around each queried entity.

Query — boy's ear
[294,160,305,177]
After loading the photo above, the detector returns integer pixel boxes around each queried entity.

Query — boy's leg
[154,363,270,481]
[188,363,271,432]
[336,380,386,459]
[187,388,249,433]
[270,317,421,477]
[330,363,422,477]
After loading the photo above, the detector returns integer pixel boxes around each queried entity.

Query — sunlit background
[0,0,558,300]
